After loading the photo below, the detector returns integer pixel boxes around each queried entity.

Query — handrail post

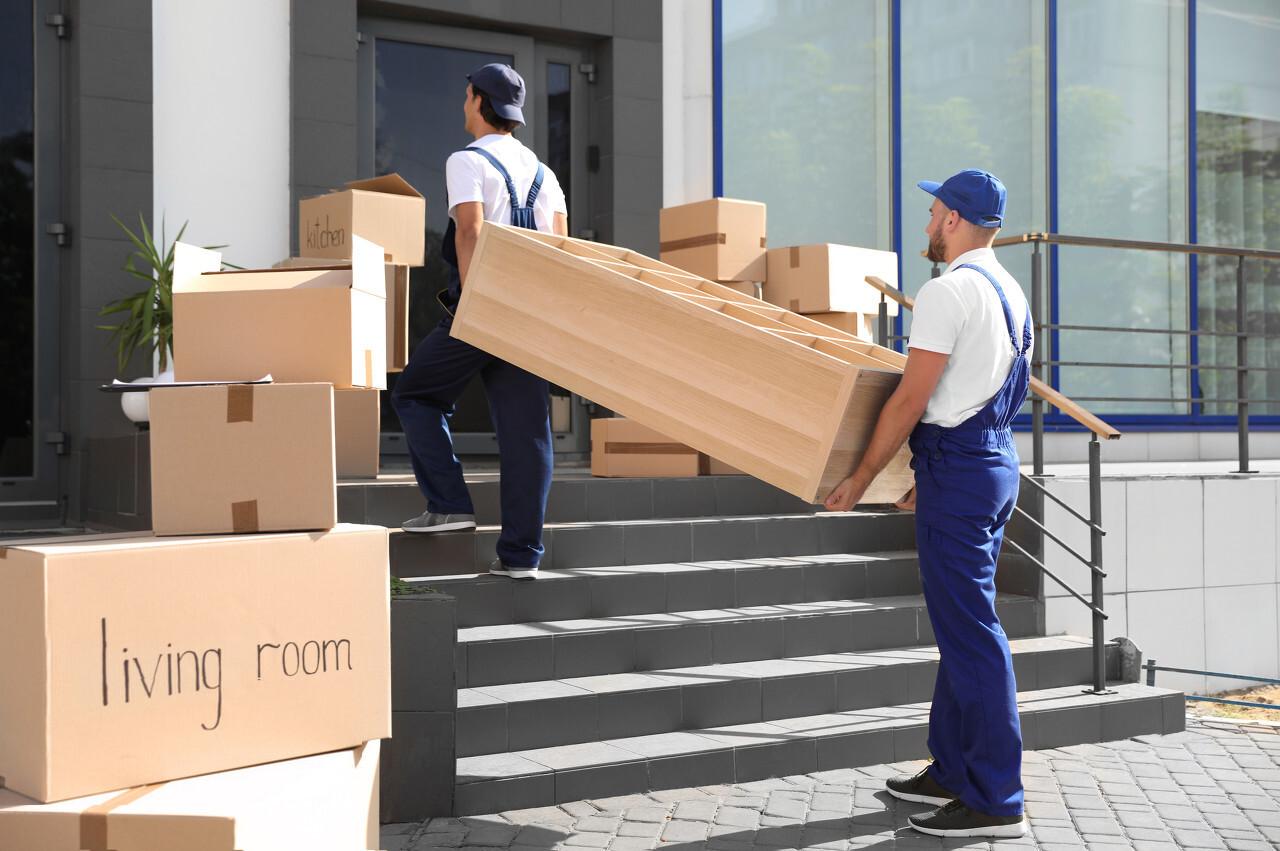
[1236,255,1254,474]
[1032,241,1045,476]
[1087,433,1110,694]
[878,294,889,349]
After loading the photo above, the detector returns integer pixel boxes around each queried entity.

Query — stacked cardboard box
[0,176,428,847]
[590,418,743,478]
[764,243,900,343]
[657,199,900,342]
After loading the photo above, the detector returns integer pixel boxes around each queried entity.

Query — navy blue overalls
[910,263,1031,817]
[390,147,553,568]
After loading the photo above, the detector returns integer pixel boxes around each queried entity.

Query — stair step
[389,511,917,577]
[421,551,920,628]
[340,473,816,528]
[453,682,1186,815]
[456,594,1040,688]
[456,636,1116,757]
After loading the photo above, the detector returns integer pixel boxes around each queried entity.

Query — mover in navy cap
[917,169,1006,228]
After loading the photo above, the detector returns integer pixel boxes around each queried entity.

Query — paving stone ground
[382,716,1280,850]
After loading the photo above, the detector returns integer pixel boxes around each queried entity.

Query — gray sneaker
[401,512,476,533]
[488,559,538,581]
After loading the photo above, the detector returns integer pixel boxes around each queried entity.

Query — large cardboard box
[300,173,426,267]
[335,388,381,479]
[452,224,913,504]
[0,740,380,851]
[275,257,410,372]
[0,525,391,803]
[764,244,901,315]
[807,311,878,343]
[174,236,387,389]
[660,198,767,282]
[590,418,698,478]
[149,383,337,536]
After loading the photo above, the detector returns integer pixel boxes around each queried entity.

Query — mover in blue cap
[392,63,568,581]
[825,168,1031,838]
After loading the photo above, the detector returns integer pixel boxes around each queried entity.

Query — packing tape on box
[0,547,7,559]
[231,499,260,533]
[365,349,373,388]
[80,783,165,851]
[605,443,698,455]
[790,246,801,268]
[226,385,255,423]
[659,233,726,253]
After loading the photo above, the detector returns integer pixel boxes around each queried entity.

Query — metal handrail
[1144,661,1280,711]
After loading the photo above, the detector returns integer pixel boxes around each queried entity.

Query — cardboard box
[0,524,391,803]
[591,418,698,478]
[660,198,767,282]
[0,740,380,851]
[335,388,381,479]
[764,244,901,315]
[807,311,879,343]
[174,236,387,389]
[452,224,913,504]
[275,257,410,372]
[300,173,426,267]
[698,453,746,476]
[149,383,337,536]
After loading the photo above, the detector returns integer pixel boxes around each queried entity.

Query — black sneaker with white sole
[401,512,476,533]
[908,800,1026,838]
[885,766,958,806]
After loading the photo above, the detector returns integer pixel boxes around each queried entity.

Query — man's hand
[824,473,868,512]
[894,487,917,511]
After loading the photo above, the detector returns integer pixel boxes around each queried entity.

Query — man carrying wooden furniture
[391,63,568,581]
[825,169,1032,839]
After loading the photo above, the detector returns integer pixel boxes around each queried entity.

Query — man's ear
[945,209,963,232]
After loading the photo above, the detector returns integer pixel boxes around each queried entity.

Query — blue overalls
[910,263,1031,818]
[390,147,553,568]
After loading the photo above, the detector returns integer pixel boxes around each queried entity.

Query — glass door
[0,0,62,523]
[356,20,592,459]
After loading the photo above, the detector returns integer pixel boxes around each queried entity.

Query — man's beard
[926,228,946,263]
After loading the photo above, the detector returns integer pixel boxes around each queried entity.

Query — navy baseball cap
[918,169,1006,228]
[468,63,526,124]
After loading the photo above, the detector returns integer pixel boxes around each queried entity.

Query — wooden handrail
[864,275,1122,440]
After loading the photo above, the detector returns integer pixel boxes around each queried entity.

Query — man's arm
[823,347,949,511]
[553,211,568,236]
[454,201,485,288]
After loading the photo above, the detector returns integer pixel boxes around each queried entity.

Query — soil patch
[1188,683,1280,723]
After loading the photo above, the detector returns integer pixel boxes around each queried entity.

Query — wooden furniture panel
[452,224,914,504]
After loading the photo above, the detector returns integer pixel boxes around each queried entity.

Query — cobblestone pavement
[381,717,1280,850]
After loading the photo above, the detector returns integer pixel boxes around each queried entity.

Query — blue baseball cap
[468,63,526,125]
[918,169,1006,228]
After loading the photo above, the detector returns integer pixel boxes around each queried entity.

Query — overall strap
[464,146,544,229]
[465,146,521,210]
[956,263,1031,358]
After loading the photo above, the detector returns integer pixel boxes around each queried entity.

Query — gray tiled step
[341,473,816,528]
[389,510,916,578]
[455,594,1040,688]
[423,551,921,629]
[456,636,1120,757]
[453,682,1186,816]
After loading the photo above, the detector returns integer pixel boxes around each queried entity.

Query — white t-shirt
[445,133,567,232]
[907,247,1033,427]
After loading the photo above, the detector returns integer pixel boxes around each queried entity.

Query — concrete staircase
[342,467,1184,817]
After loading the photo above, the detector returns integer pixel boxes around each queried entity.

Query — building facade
[4,0,1280,533]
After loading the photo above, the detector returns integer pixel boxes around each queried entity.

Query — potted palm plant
[98,214,228,422]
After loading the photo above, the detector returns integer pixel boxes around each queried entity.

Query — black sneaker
[401,512,476,533]
[885,766,958,806]
[488,559,537,581]
[908,800,1026,838]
